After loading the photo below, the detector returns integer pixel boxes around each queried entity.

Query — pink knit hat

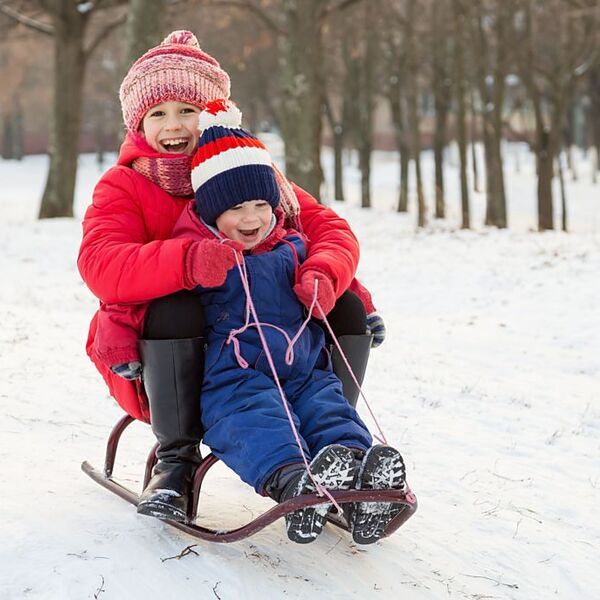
[119,30,231,134]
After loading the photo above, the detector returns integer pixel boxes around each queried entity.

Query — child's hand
[293,271,336,318]
[111,361,142,380]
[366,312,386,348]
[187,238,244,288]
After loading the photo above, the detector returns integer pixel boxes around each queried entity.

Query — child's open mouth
[159,138,190,153]
[239,228,260,240]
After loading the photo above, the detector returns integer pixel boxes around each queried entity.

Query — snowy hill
[1,148,599,599]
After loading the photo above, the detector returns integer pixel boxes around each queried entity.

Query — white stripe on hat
[191,146,273,192]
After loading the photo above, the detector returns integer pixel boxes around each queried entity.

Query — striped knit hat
[191,99,280,225]
[119,30,231,134]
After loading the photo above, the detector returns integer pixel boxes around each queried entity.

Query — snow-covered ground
[1,147,599,600]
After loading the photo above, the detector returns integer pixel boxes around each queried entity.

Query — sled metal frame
[82,415,417,544]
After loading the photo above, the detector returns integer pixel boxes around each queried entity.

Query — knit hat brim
[197,164,280,225]
[119,31,231,133]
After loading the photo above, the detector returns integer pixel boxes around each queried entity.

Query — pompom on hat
[191,99,280,226]
[119,30,231,134]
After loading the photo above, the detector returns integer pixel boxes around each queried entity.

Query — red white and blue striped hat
[191,99,279,225]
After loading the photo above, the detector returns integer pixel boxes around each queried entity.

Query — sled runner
[82,414,417,544]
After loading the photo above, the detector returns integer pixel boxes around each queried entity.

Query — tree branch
[84,12,127,58]
[566,5,600,18]
[200,0,286,36]
[0,1,53,35]
[322,0,365,19]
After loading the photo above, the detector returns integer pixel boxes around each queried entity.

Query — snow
[1,146,599,599]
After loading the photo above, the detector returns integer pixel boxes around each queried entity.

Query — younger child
[165,100,407,544]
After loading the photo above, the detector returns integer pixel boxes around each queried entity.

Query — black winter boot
[330,334,372,408]
[348,445,407,545]
[136,338,204,522]
[268,446,357,544]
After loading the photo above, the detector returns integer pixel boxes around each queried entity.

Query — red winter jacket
[78,133,375,422]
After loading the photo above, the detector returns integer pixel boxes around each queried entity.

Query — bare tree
[470,0,510,228]
[452,0,470,229]
[431,0,452,219]
[513,0,598,231]
[343,1,379,208]
[0,0,127,218]
[381,6,409,213]
[406,0,427,227]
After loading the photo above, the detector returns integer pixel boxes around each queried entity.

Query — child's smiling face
[215,200,273,250]
[141,101,201,155]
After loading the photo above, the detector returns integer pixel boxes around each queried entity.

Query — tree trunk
[565,103,578,180]
[356,4,376,209]
[95,110,106,169]
[536,130,555,231]
[432,0,450,218]
[472,1,507,228]
[332,124,345,201]
[406,0,426,227]
[590,66,600,182]
[328,118,345,201]
[485,128,507,227]
[410,105,426,227]
[470,90,481,193]
[388,78,409,212]
[359,144,371,208]
[537,156,554,230]
[125,0,165,69]
[399,143,409,212]
[453,0,470,229]
[2,113,14,159]
[279,1,323,198]
[486,18,507,227]
[13,98,23,160]
[323,95,345,201]
[39,5,88,219]
[557,151,568,232]
[433,116,447,218]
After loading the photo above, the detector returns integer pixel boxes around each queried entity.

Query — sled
[82,414,418,544]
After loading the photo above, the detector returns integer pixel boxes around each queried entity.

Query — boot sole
[286,445,356,544]
[137,491,188,523]
[352,445,406,545]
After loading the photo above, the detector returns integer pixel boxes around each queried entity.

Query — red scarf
[131,154,194,198]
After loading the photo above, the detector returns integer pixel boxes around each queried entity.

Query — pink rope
[231,252,342,512]
[315,292,388,446]
[225,258,314,368]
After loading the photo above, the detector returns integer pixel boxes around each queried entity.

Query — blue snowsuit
[197,233,372,493]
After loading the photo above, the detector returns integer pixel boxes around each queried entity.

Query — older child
[78,31,386,538]
[163,100,406,544]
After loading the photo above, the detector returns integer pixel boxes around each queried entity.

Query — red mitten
[293,270,336,318]
[185,238,244,288]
